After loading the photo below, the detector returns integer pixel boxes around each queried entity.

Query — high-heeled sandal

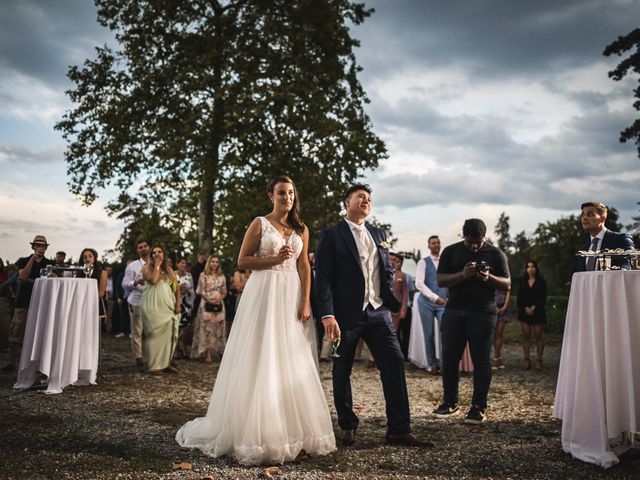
[523,358,531,371]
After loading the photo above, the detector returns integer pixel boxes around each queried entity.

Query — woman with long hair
[79,248,108,320]
[140,246,181,375]
[177,175,335,465]
[517,260,547,372]
[190,255,227,363]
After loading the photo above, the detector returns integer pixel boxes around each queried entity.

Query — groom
[315,183,430,447]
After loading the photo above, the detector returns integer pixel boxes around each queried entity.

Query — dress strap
[257,216,268,234]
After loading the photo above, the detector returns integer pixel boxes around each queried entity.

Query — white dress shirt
[122,258,147,307]
[588,227,607,270]
[415,255,441,303]
[345,219,383,310]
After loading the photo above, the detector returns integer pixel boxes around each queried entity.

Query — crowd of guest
[0,235,253,377]
[0,229,579,380]
[1,199,635,388]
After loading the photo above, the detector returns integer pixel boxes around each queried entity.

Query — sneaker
[492,357,504,370]
[463,405,486,424]
[433,403,459,416]
[114,332,125,338]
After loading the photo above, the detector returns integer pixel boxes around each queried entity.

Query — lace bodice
[256,217,302,272]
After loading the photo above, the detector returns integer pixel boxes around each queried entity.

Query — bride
[176,175,336,465]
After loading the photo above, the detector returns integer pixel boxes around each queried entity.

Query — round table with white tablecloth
[553,270,640,468]
[14,277,100,394]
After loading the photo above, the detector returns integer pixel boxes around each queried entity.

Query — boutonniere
[378,241,391,249]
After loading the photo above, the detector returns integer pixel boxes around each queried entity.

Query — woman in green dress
[141,246,181,375]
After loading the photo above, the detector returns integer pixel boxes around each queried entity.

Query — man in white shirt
[122,239,150,367]
[415,235,447,374]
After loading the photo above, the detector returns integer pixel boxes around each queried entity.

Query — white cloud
[0,69,69,125]
[0,144,63,164]
[0,184,123,263]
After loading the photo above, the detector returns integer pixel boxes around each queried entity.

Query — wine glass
[331,338,341,358]
[284,232,295,259]
[83,263,94,278]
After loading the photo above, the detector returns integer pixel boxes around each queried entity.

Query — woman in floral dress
[191,256,227,363]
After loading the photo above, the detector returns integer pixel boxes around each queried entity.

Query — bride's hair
[267,175,305,234]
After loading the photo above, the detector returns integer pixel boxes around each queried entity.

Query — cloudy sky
[1,0,639,263]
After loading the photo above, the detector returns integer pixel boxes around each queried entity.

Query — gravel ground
[1,336,639,480]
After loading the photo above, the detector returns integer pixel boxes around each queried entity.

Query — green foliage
[105,199,194,261]
[494,207,624,296]
[55,0,387,260]
[504,295,568,341]
[527,215,583,295]
[494,212,514,254]
[368,216,397,247]
[396,249,422,262]
[603,28,640,158]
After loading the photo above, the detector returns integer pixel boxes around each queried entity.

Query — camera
[475,261,489,273]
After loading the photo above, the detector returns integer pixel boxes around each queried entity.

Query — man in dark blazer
[575,201,635,272]
[315,183,430,448]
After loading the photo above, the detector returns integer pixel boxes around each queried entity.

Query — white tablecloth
[553,270,640,468]
[408,292,441,369]
[14,278,100,394]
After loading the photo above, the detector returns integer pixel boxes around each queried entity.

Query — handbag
[204,302,222,313]
[202,275,223,313]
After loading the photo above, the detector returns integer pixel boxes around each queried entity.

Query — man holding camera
[433,219,510,424]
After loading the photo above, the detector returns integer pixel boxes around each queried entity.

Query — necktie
[353,225,370,251]
[586,237,599,271]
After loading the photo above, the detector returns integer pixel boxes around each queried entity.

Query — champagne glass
[285,232,294,259]
[331,338,341,358]
[83,263,93,278]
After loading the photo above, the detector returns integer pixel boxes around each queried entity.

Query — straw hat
[30,234,49,246]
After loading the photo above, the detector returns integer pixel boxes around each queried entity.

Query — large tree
[603,28,640,157]
[56,0,387,257]
[494,212,514,255]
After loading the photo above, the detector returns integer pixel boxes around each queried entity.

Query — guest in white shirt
[122,239,150,367]
[415,235,447,375]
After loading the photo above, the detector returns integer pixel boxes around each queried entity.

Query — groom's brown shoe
[385,433,434,448]
[341,429,357,446]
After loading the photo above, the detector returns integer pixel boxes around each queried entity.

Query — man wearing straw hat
[2,235,54,372]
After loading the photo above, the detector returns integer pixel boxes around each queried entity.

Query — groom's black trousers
[332,304,411,435]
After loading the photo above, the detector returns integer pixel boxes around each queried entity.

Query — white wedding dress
[176,217,336,465]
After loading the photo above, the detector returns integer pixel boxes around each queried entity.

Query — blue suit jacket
[575,229,635,271]
[315,220,400,331]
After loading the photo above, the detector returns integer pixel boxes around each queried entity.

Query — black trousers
[440,308,496,410]
[397,306,412,360]
[332,304,410,434]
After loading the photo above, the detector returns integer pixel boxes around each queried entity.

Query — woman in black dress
[79,248,108,323]
[517,260,547,372]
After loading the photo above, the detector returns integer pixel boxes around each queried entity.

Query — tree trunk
[197,8,226,254]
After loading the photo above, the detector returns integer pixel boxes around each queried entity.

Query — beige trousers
[128,304,146,362]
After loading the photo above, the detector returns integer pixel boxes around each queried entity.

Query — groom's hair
[343,183,372,205]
